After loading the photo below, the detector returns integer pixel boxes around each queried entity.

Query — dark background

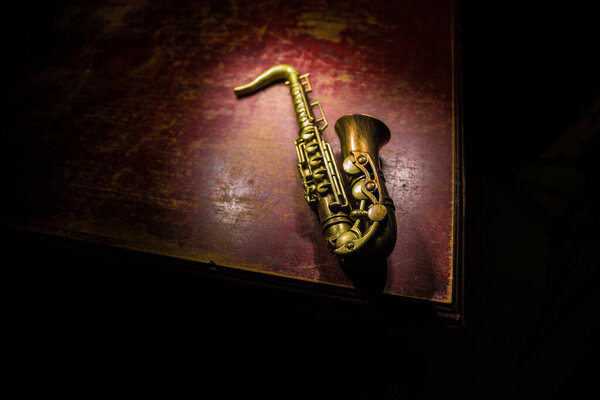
[3,1,598,398]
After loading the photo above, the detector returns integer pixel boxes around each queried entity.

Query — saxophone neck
[233,64,300,97]
[234,64,319,133]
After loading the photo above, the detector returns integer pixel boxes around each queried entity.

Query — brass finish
[234,64,396,262]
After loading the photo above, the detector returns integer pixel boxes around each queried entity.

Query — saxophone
[234,64,396,263]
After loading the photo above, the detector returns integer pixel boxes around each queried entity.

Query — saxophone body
[234,64,396,263]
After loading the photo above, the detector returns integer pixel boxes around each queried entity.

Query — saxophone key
[312,167,327,181]
[309,153,323,167]
[316,181,331,194]
[305,142,319,154]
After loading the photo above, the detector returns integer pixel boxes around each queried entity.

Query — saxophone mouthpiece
[232,83,254,97]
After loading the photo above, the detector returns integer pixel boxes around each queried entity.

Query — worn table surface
[6,0,459,304]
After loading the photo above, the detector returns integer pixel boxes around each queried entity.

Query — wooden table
[5,0,463,323]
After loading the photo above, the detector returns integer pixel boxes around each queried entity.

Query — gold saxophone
[234,64,396,263]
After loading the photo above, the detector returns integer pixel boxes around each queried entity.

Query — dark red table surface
[6,0,459,304]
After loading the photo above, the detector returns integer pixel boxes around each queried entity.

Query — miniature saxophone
[234,64,396,262]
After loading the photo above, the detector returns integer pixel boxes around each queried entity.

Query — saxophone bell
[333,114,397,260]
